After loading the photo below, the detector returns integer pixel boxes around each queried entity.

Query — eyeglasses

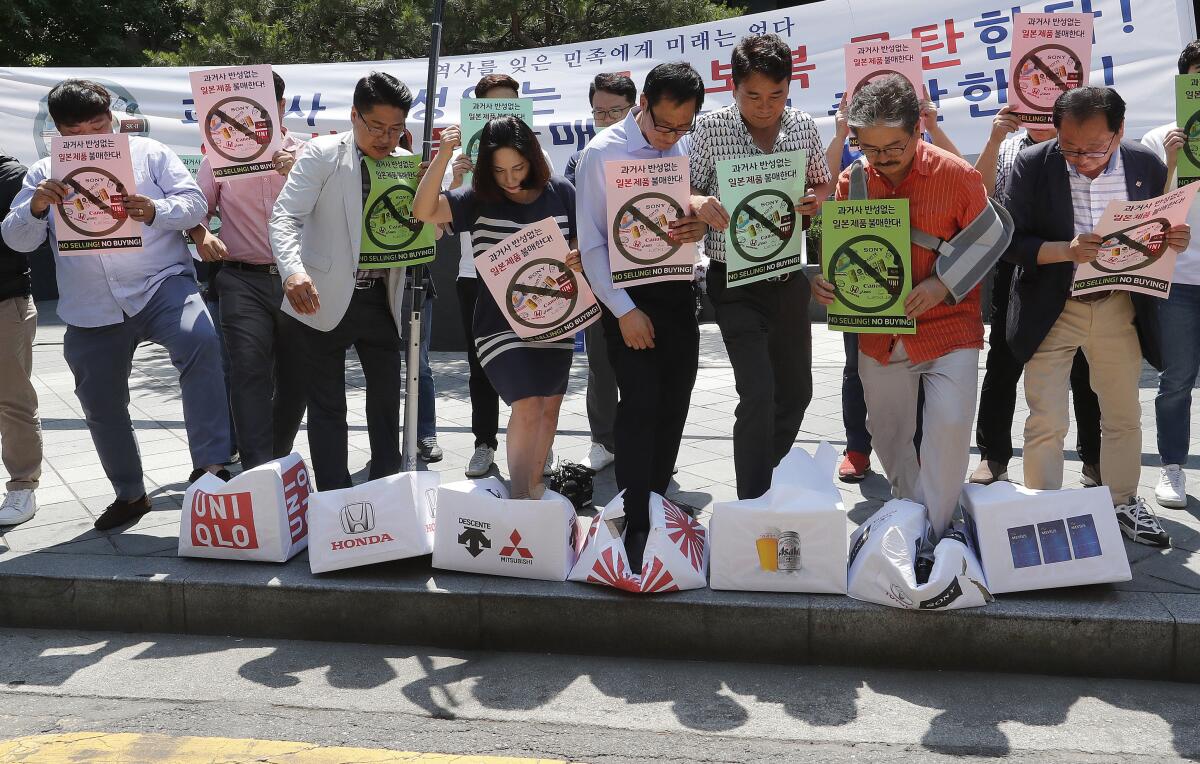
[1057,133,1117,160]
[355,113,405,139]
[647,104,696,136]
[591,105,633,120]
[858,139,911,159]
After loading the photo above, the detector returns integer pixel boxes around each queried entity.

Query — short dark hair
[1052,86,1125,132]
[731,33,792,86]
[588,73,636,105]
[47,79,111,126]
[475,74,521,99]
[273,71,286,102]
[847,74,920,134]
[1180,40,1200,74]
[352,72,413,115]
[643,62,705,111]
[472,116,551,203]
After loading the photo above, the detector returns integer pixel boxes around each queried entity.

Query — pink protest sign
[1010,13,1093,128]
[190,64,283,180]
[1072,182,1200,299]
[476,217,601,342]
[50,133,141,256]
[605,156,696,288]
[843,39,924,99]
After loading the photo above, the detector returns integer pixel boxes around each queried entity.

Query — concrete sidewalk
[1,301,1198,679]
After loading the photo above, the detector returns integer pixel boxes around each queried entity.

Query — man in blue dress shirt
[2,80,232,531]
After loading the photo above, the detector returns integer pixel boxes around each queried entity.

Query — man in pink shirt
[189,72,307,470]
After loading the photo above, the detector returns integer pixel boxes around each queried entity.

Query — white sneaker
[0,489,38,527]
[543,448,555,476]
[1115,496,1171,547]
[1155,465,1188,509]
[465,445,495,478]
[582,442,615,471]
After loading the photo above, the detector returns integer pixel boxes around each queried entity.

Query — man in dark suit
[1005,86,1190,548]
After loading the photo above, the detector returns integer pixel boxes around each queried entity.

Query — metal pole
[402,0,447,471]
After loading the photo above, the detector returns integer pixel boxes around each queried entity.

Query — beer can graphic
[72,198,85,212]
[777,531,801,571]
[221,127,232,140]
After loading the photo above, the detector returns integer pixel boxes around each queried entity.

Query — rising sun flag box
[179,452,311,562]
[307,471,440,574]
[960,482,1131,594]
[432,478,586,582]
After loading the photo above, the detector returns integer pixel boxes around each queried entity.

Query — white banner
[0,0,1194,175]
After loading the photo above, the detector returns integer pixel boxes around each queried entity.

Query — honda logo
[340,502,375,535]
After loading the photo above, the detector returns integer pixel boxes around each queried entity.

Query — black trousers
[602,281,699,532]
[455,277,500,450]
[299,281,402,490]
[215,267,307,470]
[977,260,1101,465]
[708,262,812,500]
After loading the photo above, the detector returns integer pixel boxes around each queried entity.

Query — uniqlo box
[179,452,310,562]
[960,482,1131,594]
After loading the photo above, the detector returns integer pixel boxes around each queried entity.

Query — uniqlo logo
[190,490,259,549]
[282,461,311,543]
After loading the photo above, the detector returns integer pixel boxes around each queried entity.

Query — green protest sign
[460,98,535,186]
[359,155,435,268]
[715,150,806,286]
[1176,74,1200,186]
[820,199,915,334]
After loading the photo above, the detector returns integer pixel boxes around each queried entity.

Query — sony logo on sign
[190,489,259,549]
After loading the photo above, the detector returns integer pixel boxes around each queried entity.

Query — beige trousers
[1022,293,1142,505]
[0,295,41,491]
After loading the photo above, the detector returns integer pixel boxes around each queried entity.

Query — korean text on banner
[189,64,283,180]
[1009,13,1094,129]
[1176,73,1200,186]
[476,216,600,341]
[820,198,914,333]
[843,38,924,97]
[460,98,534,185]
[1072,181,1200,298]
[50,133,141,256]
[716,150,807,287]
[360,154,436,267]
[605,155,696,287]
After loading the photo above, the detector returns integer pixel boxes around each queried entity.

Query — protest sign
[476,216,600,341]
[821,198,914,333]
[1177,74,1200,186]
[460,98,534,185]
[716,150,806,287]
[359,154,435,267]
[50,133,141,256]
[1072,182,1200,298]
[1009,13,1093,129]
[843,38,924,97]
[189,64,282,180]
[605,156,696,287]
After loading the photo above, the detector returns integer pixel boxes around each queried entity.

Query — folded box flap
[760,442,843,512]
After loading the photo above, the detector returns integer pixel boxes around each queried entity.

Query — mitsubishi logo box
[179,452,311,562]
[960,482,1131,594]
[307,471,440,574]
[432,478,586,582]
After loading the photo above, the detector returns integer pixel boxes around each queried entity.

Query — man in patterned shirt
[970,105,1101,487]
[688,33,833,500]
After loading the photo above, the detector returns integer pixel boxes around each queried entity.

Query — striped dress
[444,176,577,404]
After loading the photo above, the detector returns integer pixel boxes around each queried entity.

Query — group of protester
[0,32,1197,574]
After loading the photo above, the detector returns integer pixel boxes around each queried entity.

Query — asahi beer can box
[179,452,311,562]
[432,478,586,581]
[960,482,1131,594]
[708,443,849,594]
[307,471,440,574]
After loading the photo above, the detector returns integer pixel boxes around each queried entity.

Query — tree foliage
[2,0,196,67]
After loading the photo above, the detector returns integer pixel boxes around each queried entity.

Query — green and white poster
[460,98,534,185]
[359,154,435,268]
[715,150,807,286]
[1176,74,1200,186]
[820,199,915,334]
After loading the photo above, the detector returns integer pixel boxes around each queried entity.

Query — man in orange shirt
[813,75,990,559]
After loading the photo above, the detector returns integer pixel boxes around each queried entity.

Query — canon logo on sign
[331,533,394,550]
[340,502,375,535]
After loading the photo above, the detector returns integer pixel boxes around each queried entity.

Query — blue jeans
[1156,282,1200,465]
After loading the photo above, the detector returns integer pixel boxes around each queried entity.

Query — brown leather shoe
[969,460,1010,485]
[94,495,152,531]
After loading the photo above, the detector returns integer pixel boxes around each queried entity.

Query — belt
[1069,290,1113,304]
[355,276,385,290]
[223,261,279,275]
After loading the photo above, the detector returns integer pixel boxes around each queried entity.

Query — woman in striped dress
[414,117,581,499]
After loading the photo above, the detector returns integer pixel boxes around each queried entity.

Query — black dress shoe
[188,468,232,483]
[94,495,153,531]
[625,528,650,575]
